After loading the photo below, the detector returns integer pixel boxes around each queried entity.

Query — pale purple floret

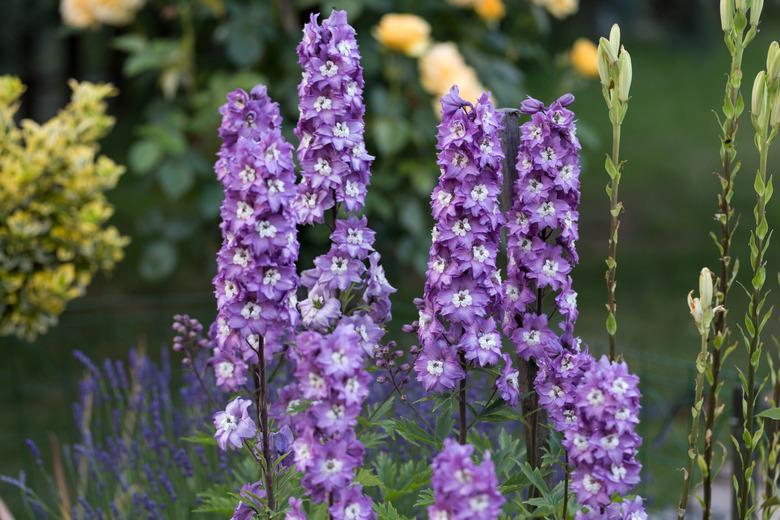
[428,438,505,519]
[213,397,257,451]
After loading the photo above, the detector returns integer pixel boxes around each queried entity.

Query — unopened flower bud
[597,43,611,88]
[767,41,780,82]
[688,267,715,336]
[608,24,621,59]
[751,0,764,26]
[721,0,734,31]
[735,0,746,12]
[770,91,780,126]
[753,70,768,116]
[617,49,632,102]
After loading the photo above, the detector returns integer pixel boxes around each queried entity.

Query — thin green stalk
[678,333,710,519]
[605,121,621,361]
[704,18,752,518]
[736,58,776,517]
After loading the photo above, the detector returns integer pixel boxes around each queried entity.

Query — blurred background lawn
[2,0,780,514]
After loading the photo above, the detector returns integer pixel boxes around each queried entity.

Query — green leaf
[606,312,617,335]
[758,407,780,420]
[138,240,178,281]
[158,159,195,200]
[355,468,382,488]
[128,140,162,175]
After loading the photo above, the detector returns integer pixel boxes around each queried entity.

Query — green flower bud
[750,0,763,26]
[688,267,716,337]
[752,70,767,117]
[617,49,632,102]
[597,41,612,87]
[770,90,780,126]
[608,24,621,61]
[599,36,617,65]
[735,0,747,12]
[767,41,780,82]
[721,0,734,31]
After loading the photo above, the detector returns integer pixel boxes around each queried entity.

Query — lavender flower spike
[209,85,300,392]
[414,86,504,392]
[428,438,505,519]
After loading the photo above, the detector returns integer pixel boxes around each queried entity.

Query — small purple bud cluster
[428,438,505,519]
[575,496,647,520]
[213,397,257,451]
[294,10,373,223]
[565,356,642,510]
[172,314,208,355]
[287,323,375,518]
[413,86,504,393]
[209,85,300,393]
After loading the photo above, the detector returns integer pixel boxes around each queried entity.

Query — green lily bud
[608,24,621,61]
[770,90,780,126]
[617,49,632,102]
[688,267,716,337]
[767,41,780,82]
[721,0,734,31]
[599,36,617,64]
[597,43,611,88]
[750,0,763,26]
[735,0,747,12]
[752,70,767,117]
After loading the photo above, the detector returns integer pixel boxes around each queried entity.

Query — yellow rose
[542,0,579,19]
[89,0,144,26]
[571,38,599,78]
[374,14,432,57]
[419,42,468,95]
[475,0,506,22]
[60,0,96,28]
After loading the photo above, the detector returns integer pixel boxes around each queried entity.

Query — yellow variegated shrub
[0,76,129,340]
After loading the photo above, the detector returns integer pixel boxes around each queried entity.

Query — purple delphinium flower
[209,85,299,391]
[575,496,648,520]
[231,481,266,520]
[214,397,257,451]
[294,10,372,223]
[286,497,307,519]
[413,86,504,392]
[428,438,505,519]
[565,356,642,509]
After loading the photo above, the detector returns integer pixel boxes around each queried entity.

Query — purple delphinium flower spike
[209,85,300,392]
[294,10,372,223]
[213,397,257,451]
[413,86,504,392]
[231,481,267,520]
[281,12,395,517]
[566,356,642,510]
[428,438,505,519]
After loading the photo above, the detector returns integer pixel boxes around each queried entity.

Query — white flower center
[314,96,332,112]
[333,122,350,138]
[236,201,253,220]
[320,61,338,77]
[583,474,601,494]
[337,40,353,56]
[224,280,238,298]
[587,389,605,407]
[426,360,444,376]
[239,165,256,184]
[542,259,559,278]
[323,458,343,474]
[451,289,473,308]
[452,218,471,237]
[437,191,453,206]
[347,228,363,245]
[345,181,360,197]
[450,121,465,138]
[451,153,468,167]
[216,362,234,378]
[218,414,238,432]
[232,248,250,267]
[612,377,629,396]
[538,201,555,217]
[523,330,541,345]
[330,257,347,274]
[469,495,489,513]
[473,245,489,263]
[314,157,332,175]
[267,179,285,194]
[263,269,281,286]
[257,220,278,238]
[241,302,260,319]
[470,184,488,202]
[432,257,445,273]
[478,333,498,350]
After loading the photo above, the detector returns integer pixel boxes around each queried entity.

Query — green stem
[704,33,745,520]
[606,119,622,362]
[678,333,709,520]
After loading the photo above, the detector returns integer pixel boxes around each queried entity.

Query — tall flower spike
[282,11,393,518]
[428,438,505,519]
[414,86,505,392]
[209,85,300,392]
[294,10,373,224]
[502,94,587,432]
